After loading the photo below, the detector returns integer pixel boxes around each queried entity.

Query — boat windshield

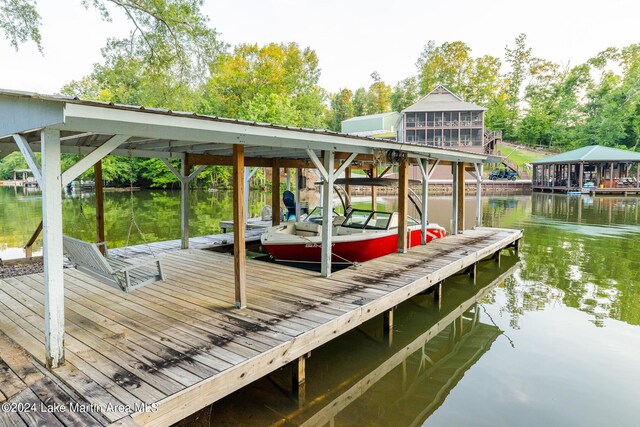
[304,207,336,225]
[341,209,393,230]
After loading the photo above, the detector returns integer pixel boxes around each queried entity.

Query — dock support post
[244,167,259,221]
[233,145,247,308]
[434,281,442,310]
[383,307,395,347]
[295,168,302,220]
[41,129,65,369]
[371,165,378,210]
[180,156,190,249]
[452,162,459,235]
[469,262,477,284]
[457,162,465,233]
[420,159,429,245]
[474,163,483,227]
[321,151,335,277]
[292,354,307,405]
[417,159,439,244]
[494,249,501,267]
[94,160,105,255]
[398,156,409,253]
[345,167,351,202]
[272,160,280,225]
[610,162,614,188]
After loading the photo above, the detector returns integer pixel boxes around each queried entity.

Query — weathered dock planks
[0,227,521,427]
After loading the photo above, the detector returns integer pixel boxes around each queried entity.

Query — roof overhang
[0,90,493,166]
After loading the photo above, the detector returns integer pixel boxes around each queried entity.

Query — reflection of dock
[291,264,517,427]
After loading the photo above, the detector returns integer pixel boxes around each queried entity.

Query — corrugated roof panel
[530,145,640,164]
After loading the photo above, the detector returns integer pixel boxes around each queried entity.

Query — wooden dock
[0,227,521,427]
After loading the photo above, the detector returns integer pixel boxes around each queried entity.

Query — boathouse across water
[531,145,640,194]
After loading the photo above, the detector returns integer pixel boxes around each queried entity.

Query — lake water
[1,188,640,425]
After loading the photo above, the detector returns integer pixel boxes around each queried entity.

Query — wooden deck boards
[0,227,521,427]
[107,228,266,261]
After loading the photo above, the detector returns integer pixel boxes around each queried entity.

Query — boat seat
[332,216,346,225]
[295,221,321,234]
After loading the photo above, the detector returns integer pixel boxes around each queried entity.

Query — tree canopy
[2,2,640,189]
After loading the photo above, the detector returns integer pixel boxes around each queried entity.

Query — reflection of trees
[494,193,640,327]
[0,189,274,252]
[499,272,564,329]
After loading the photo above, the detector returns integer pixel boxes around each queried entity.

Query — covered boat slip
[0,89,494,370]
[0,227,522,427]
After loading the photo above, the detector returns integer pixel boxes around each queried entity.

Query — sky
[1,0,639,95]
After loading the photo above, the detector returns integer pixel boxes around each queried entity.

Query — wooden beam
[610,162,614,188]
[383,308,394,347]
[292,355,307,405]
[272,159,281,226]
[41,128,65,369]
[434,281,442,311]
[398,157,409,253]
[232,145,247,308]
[457,162,465,233]
[23,220,43,258]
[94,160,105,255]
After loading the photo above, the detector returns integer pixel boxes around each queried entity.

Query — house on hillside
[400,84,500,154]
[341,112,401,138]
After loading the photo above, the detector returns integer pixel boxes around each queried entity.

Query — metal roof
[341,112,399,123]
[0,89,493,165]
[530,145,640,164]
[402,85,486,113]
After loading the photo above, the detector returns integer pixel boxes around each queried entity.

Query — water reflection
[177,256,520,427]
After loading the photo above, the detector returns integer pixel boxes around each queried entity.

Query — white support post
[244,167,258,221]
[321,151,335,278]
[41,129,65,369]
[295,168,302,220]
[162,157,206,250]
[286,168,291,191]
[417,159,429,245]
[180,158,190,249]
[13,134,42,185]
[475,163,484,227]
[452,161,459,235]
[60,135,130,186]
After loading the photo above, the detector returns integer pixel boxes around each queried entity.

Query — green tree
[200,42,326,128]
[364,71,392,114]
[327,88,354,131]
[352,88,367,117]
[504,33,532,139]
[391,77,419,112]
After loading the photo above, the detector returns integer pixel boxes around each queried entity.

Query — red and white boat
[260,178,446,269]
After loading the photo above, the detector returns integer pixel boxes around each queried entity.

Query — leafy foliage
[199,42,326,128]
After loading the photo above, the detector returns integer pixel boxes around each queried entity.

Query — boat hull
[262,227,446,266]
